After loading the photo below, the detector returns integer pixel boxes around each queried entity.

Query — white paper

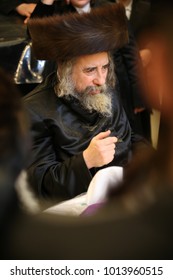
[44,166,123,216]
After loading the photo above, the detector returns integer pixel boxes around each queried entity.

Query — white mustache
[84,85,107,95]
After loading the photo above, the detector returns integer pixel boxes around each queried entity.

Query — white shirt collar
[117,0,133,19]
[125,0,133,19]
[75,3,91,14]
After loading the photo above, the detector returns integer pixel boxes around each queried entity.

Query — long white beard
[76,85,112,117]
[56,80,112,117]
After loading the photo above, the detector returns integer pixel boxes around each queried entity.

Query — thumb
[24,16,30,24]
[94,130,111,140]
[24,11,31,17]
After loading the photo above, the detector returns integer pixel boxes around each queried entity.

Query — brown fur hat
[28,3,128,61]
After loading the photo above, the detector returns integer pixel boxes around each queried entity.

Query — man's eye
[83,68,96,74]
[102,64,109,71]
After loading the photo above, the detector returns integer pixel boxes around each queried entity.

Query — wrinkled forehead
[73,52,109,69]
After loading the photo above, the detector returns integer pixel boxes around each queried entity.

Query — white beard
[56,80,112,117]
[76,86,112,117]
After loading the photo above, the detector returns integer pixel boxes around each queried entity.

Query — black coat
[130,0,151,43]
[23,73,143,200]
[127,0,152,141]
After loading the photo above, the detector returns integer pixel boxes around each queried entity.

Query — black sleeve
[0,0,38,15]
[26,108,92,200]
[31,0,55,18]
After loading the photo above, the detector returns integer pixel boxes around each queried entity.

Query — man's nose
[93,71,106,86]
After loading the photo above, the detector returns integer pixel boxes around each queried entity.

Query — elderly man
[24,3,145,201]
[1,3,173,260]
[31,0,151,141]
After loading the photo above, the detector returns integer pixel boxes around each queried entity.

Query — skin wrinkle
[55,52,115,116]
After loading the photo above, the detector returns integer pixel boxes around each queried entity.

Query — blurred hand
[15,3,37,24]
[83,130,117,169]
[134,107,145,114]
[41,0,55,4]
[140,49,152,68]
[41,0,70,5]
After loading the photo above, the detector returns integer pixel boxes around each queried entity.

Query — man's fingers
[101,136,118,145]
[94,130,111,140]
[24,17,30,24]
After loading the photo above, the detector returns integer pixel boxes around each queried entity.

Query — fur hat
[28,3,128,61]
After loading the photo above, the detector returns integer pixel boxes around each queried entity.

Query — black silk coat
[24,73,142,200]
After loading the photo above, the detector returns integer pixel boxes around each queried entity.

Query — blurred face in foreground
[145,36,173,120]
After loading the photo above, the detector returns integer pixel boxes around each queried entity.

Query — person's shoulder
[23,84,42,103]
[23,72,56,103]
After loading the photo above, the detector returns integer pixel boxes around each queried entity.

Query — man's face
[56,52,113,116]
[70,0,90,8]
[71,52,109,94]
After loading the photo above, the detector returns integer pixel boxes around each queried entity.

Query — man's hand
[15,3,37,24]
[41,0,70,5]
[41,0,55,4]
[83,130,117,169]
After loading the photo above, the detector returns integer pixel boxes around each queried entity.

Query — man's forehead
[75,52,109,68]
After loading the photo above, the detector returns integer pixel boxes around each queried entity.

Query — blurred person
[0,67,31,239]
[115,0,152,143]
[30,0,151,141]
[117,1,151,40]
[0,0,38,23]
[73,5,173,257]
[116,0,152,61]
